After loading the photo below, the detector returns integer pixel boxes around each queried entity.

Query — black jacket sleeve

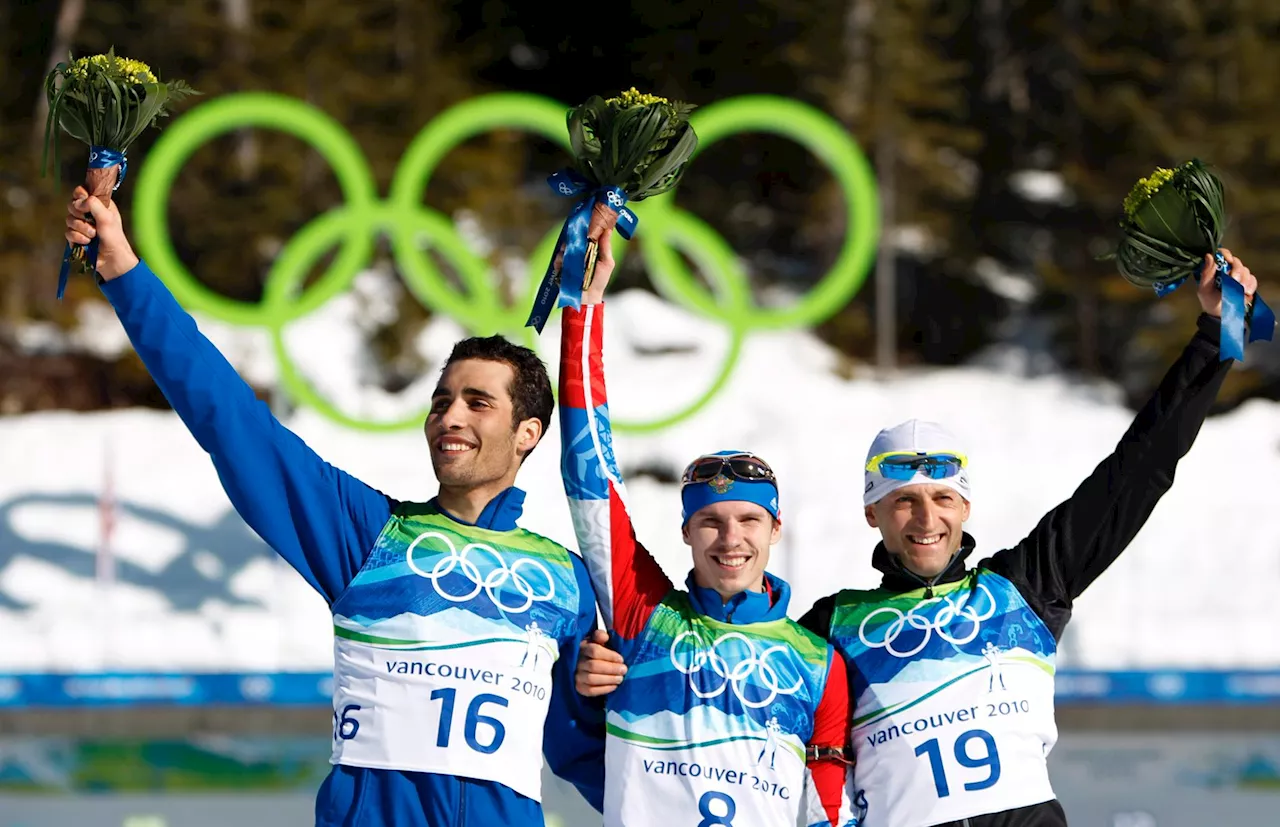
[799,594,837,640]
[984,313,1231,639]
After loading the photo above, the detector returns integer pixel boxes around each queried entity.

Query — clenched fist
[65,186,138,282]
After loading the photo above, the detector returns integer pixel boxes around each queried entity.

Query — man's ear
[864,504,878,528]
[516,417,543,457]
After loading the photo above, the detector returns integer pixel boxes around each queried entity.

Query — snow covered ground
[1,273,1276,673]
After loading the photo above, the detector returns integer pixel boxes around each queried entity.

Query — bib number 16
[331,690,509,754]
[431,687,508,754]
[914,729,1001,798]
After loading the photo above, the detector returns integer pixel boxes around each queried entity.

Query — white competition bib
[604,713,807,827]
[329,633,556,802]
[831,572,1060,827]
[324,509,584,802]
[851,653,1057,827]
[598,595,833,827]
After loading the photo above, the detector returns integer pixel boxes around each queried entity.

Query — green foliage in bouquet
[1110,159,1226,290]
[566,88,698,200]
[41,48,200,176]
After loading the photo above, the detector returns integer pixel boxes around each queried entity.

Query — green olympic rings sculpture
[133,92,879,433]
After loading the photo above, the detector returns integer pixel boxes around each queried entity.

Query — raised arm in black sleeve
[984,313,1231,639]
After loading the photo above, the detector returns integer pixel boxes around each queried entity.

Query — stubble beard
[433,439,519,491]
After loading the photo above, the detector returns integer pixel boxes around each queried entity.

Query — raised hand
[583,228,617,306]
[64,186,138,282]
[1197,248,1257,319]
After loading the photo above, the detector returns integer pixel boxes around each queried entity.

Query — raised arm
[67,189,393,603]
[558,231,672,639]
[986,253,1255,634]
[559,301,672,639]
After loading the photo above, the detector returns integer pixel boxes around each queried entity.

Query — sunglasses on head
[681,453,776,487]
[865,450,967,481]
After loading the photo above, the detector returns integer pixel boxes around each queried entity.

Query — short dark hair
[442,336,554,457]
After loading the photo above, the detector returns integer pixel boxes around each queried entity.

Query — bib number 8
[914,729,1001,798]
[697,791,737,827]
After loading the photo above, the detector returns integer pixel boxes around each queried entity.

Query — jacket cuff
[1194,312,1222,348]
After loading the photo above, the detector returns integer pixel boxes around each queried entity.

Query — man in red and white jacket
[558,229,857,827]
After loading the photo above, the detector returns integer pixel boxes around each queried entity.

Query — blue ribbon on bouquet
[1153,251,1275,361]
[57,146,128,300]
[525,169,639,333]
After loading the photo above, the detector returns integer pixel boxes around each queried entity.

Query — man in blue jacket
[63,187,604,826]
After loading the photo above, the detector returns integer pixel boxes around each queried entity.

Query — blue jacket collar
[433,487,525,531]
[684,571,791,624]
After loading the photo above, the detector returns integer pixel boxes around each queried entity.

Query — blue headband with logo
[680,450,781,524]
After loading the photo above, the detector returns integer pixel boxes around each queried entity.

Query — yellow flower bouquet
[42,48,198,296]
[527,88,698,332]
[1105,159,1273,360]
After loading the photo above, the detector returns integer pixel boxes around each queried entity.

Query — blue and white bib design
[829,570,1058,827]
[604,593,833,827]
[327,505,582,802]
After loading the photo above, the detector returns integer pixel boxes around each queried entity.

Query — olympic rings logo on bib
[669,630,804,709]
[132,92,879,434]
[857,583,997,658]
[405,531,555,614]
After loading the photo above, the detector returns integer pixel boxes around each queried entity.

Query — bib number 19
[914,729,1001,798]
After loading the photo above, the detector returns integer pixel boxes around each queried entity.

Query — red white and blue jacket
[559,302,856,827]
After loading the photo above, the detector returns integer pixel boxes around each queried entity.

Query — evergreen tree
[773,0,988,366]
[1038,0,1280,403]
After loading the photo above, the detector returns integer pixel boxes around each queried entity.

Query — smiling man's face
[865,483,970,579]
[425,358,538,491]
[683,500,780,602]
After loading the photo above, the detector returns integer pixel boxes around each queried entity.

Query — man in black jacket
[574,250,1262,826]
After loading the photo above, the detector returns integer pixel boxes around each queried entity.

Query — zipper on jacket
[456,779,467,827]
[897,549,967,599]
[901,565,934,598]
